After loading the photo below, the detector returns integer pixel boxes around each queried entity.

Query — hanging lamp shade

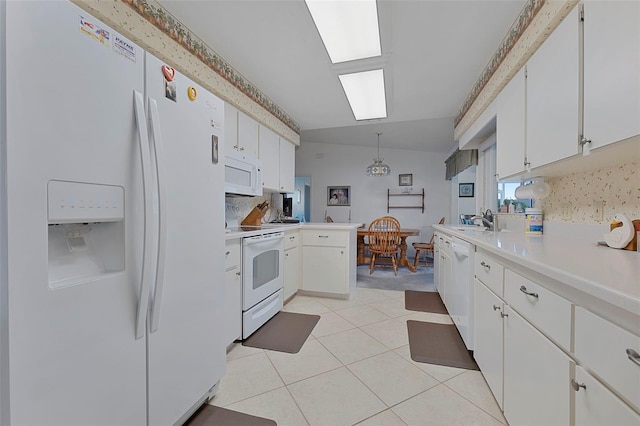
[366,132,391,176]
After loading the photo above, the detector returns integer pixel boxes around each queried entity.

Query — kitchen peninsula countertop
[434,224,640,331]
[225,222,362,240]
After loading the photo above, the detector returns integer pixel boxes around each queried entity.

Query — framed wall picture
[459,183,475,198]
[327,186,350,206]
[399,173,413,186]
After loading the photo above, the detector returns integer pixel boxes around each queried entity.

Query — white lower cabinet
[503,306,572,426]
[223,239,242,346]
[574,365,640,426]
[300,228,355,297]
[470,245,640,426]
[302,246,348,295]
[473,279,504,409]
[283,230,300,301]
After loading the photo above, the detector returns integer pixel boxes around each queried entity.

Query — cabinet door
[574,365,640,426]
[302,246,348,295]
[441,249,452,311]
[526,7,580,169]
[237,111,259,158]
[433,238,441,293]
[283,246,300,300]
[583,1,640,149]
[259,125,280,191]
[473,280,504,409]
[503,306,572,426]
[224,268,242,345]
[279,139,295,193]
[496,67,526,180]
[224,103,239,155]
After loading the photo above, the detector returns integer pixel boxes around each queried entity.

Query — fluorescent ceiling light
[339,69,387,120]
[305,0,381,64]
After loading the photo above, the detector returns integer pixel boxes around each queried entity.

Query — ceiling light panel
[339,69,387,120]
[305,0,381,64]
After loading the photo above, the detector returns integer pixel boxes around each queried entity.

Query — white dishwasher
[450,237,475,350]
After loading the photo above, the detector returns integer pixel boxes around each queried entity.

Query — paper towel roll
[515,180,551,199]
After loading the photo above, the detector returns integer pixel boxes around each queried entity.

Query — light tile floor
[209,288,507,426]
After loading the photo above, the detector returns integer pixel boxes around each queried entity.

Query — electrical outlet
[561,204,571,221]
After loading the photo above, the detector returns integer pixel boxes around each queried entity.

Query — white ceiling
[158,0,526,153]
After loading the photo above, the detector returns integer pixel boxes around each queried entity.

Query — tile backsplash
[225,193,283,226]
[540,161,639,224]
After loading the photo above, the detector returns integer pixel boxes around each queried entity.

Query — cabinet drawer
[284,230,299,250]
[225,239,241,270]
[575,307,640,411]
[474,251,504,296]
[302,230,347,247]
[504,270,572,351]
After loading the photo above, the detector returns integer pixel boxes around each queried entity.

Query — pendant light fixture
[366,132,391,176]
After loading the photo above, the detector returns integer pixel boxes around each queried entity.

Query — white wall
[295,142,450,247]
[451,166,478,224]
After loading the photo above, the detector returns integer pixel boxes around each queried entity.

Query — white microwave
[224,152,263,196]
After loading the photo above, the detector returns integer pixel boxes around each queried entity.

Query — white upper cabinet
[279,139,295,193]
[224,103,239,156]
[496,67,526,180]
[237,111,260,158]
[259,125,280,191]
[526,6,580,169]
[583,1,640,150]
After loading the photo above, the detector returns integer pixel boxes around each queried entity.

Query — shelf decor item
[399,173,413,186]
[459,183,475,197]
[327,186,351,206]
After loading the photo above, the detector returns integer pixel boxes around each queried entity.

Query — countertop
[434,224,640,320]
[225,222,363,240]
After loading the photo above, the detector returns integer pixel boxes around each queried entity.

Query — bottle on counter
[525,208,543,235]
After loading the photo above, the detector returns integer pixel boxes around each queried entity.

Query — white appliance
[0,2,226,425]
[450,237,475,350]
[242,231,284,338]
[225,151,263,196]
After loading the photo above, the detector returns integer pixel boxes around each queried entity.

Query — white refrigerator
[0,1,226,424]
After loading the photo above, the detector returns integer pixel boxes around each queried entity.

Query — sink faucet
[471,209,494,231]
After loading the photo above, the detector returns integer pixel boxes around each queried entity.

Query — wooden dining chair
[413,217,445,268]
[368,216,402,275]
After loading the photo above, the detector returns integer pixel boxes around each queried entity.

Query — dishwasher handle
[451,242,470,257]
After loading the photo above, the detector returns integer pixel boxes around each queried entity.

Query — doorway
[294,176,311,222]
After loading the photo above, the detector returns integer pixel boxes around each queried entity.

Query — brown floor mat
[243,311,320,353]
[184,404,276,426]
[404,290,448,314]
[407,320,479,370]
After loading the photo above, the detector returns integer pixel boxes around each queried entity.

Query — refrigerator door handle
[148,97,167,333]
[133,90,155,340]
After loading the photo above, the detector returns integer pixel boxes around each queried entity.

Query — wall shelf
[387,188,425,213]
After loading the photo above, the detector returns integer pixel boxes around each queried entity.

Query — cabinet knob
[493,305,501,311]
[626,348,640,367]
[500,312,508,318]
[570,379,586,392]
[235,271,241,276]
[225,251,230,256]
[519,285,539,298]
[480,261,491,270]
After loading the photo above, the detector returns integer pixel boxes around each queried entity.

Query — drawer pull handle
[500,312,508,318]
[318,235,329,238]
[520,286,539,298]
[570,379,587,392]
[626,349,640,367]
[480,261,491,270]
[493,305,501,311]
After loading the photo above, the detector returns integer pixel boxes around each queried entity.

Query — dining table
[356,228,421,273]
